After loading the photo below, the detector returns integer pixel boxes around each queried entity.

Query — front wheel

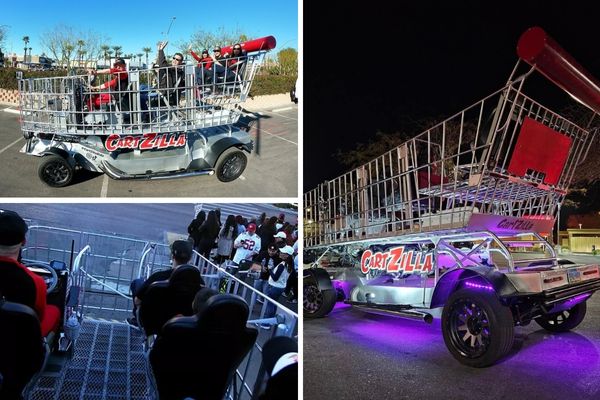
[442,288,514,367]
[535,302,587,332]
[38,155,74,187]
[303,280,336,319]
[215,148,247,182]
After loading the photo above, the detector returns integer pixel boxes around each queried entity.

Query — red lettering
[123,137,135,148]
[105,134,120,151]
[175,134,187,147]
[422,254,433,272]
[140,133,157,150]
[156,134,169,149]
[404,251,415,272]
[387,247,404,272]
[413,253,422,272]
[361,250,373,274]
[374,253,383,270]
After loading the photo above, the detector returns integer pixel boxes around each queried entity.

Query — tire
[38,155,74,187]
[535,301,587,332]
[442,288,514,367]
[215,148,247,182]
[303,279,336,319]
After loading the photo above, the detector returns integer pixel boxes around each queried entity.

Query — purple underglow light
[464,280,494,291]
[552,292,592,312]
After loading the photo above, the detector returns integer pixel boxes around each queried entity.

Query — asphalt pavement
[304,254,600,400]
[0,103,298,197]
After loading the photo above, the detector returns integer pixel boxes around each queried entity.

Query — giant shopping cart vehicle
[17,36,275,187]
[303,27,600,367]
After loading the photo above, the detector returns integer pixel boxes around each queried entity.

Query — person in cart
[0,210,61,337]
[154,41,186,106]
[86,58,129,112]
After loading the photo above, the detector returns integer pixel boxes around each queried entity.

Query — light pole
[28,47,32,63]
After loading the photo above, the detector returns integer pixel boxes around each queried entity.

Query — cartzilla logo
[360,246,434,275]
[104,133,187,152]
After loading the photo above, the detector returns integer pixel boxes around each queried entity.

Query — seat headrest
[0,299,41,334]
[169,265,203,288]
[196,294,249,331]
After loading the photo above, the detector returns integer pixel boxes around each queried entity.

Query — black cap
[213,46,221,51]
[171,239,193,260]
[0,209,28,246]
[114,57,126,65]
[201,49,209,54]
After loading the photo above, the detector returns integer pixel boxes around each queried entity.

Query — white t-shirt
[233,232,261,264]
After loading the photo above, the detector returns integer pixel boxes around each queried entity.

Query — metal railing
[22,224,298,400]
[18,52,266,136]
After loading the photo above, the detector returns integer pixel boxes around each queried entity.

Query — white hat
[274,231,287,239]
[280,245,294,255]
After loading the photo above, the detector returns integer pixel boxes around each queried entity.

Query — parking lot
[304,254,600,400]
[0,104,298,197]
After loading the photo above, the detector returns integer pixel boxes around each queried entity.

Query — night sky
[304,1,600,191]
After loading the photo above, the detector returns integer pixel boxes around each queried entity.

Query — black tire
[535,301,587,332]
[38,155,74,188]
[215,148,247,182]
[442,288,514,367]
[303,279,336,319]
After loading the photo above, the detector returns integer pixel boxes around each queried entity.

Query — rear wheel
[303,280,336,319]
[215,148,247,182]
[38,155,74,187]
[442,288,514,367]
[535,302,587,332]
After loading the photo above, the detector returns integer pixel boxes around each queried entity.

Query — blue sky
[1,0,298,59]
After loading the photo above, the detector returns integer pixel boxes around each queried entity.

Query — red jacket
[0,256,60,336]
[103,66,128,90]
[190,50,213,70]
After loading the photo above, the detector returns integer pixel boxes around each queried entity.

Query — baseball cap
[279,246,294,255]
[213,46,221,52]
[247,223,257,233]
[268,244,278,251]
[274,232,287,239]
[171,239,193,259]
[114,57,126,65]
[0,209,28,246]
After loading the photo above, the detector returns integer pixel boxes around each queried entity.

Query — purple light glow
[464,280,494,291]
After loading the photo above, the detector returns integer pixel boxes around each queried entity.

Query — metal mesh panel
[18,52,266,136]
[29,320,150,400]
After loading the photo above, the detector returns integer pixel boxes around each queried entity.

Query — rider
[0,210,61,337]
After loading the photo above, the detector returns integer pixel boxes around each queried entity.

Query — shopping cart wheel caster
[38,155,74,188]
[215,148,247,182]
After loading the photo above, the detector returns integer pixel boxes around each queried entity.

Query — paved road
[0,105,298,197]
[305,254,600,400]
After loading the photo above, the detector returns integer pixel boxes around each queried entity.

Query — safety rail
[304,66,596,247]
[191,253,298,400]
[22,224,297,400]
[18,52,266,136]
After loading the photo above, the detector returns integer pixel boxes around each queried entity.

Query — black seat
[138,265,204,337]
[149,294,258,400]
[0,300,45,400]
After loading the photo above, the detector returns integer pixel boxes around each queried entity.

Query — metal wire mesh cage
[17,51,266,136]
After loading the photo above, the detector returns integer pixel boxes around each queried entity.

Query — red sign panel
[506,117,571,186]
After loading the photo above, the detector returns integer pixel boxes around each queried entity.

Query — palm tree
[112,46,122,58]
[22,36,29,63]
[100,44,110,67]
[136,53,143,68]
[142,47,151,69]
[64,43,75,70]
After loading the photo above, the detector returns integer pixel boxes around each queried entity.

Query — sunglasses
[214,49,221,52]
[172,57,183,61]
[234,47,241,50]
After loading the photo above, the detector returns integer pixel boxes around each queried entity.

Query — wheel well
[205,137,251,167]
[41,148,70,160]
[430,268,513,308]
[303,268,333,292]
